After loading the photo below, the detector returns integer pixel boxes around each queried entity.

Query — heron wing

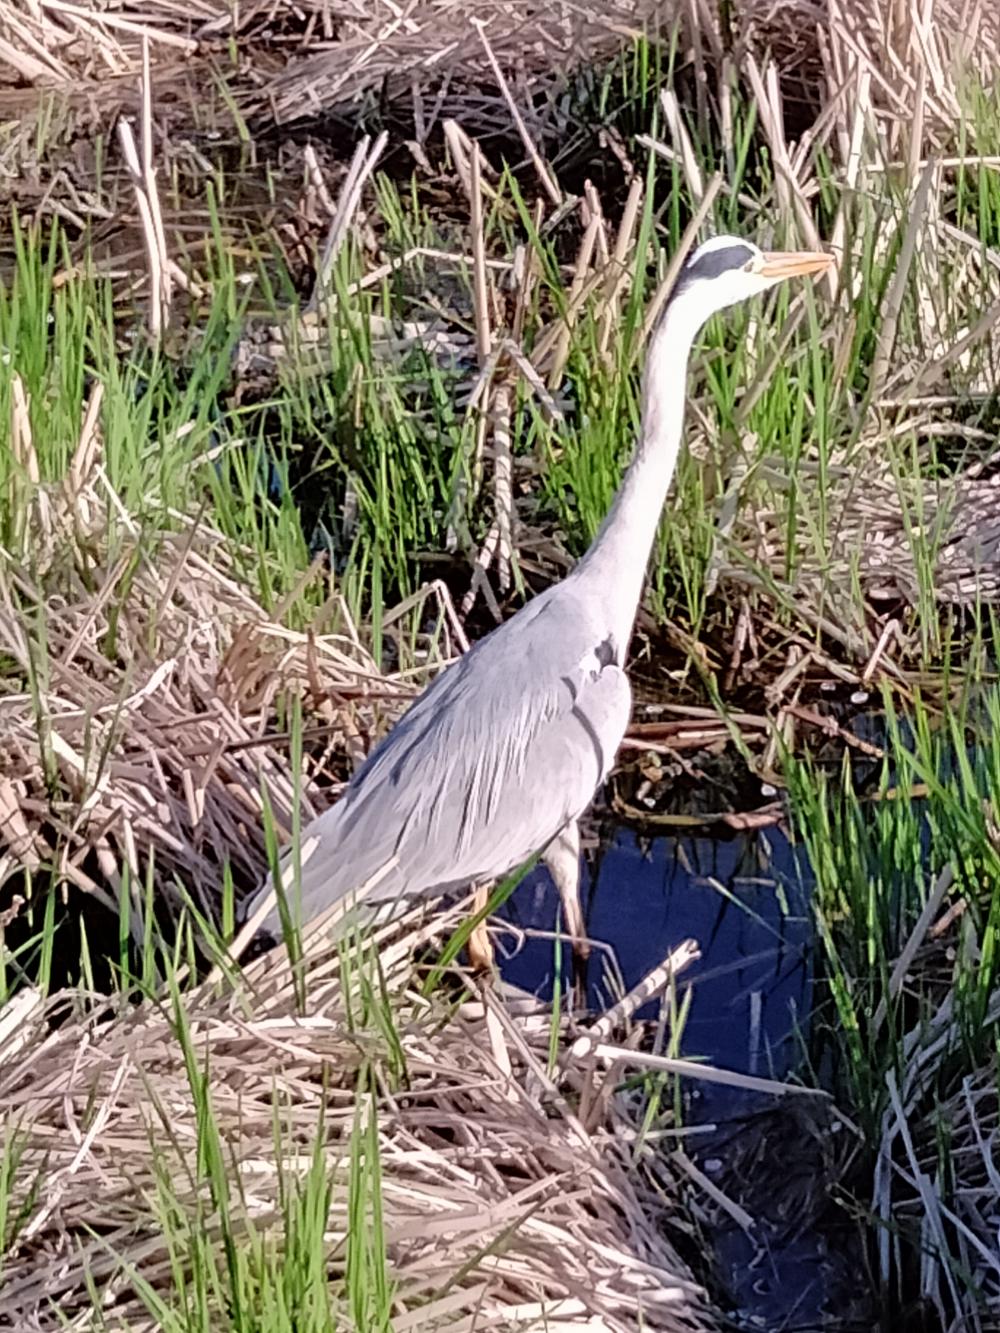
[393,652,632,891]
[252,592,632,930]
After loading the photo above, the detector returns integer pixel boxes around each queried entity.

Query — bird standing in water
[248,236,832,970]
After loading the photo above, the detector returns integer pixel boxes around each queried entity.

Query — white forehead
[689,235,763,263]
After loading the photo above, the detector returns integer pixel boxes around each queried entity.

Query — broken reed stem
[598,175,643,360]
[659,88,704,201]
[472,17,561,207]
[571,939,701,1058]
[309,131,388,313]
[447,136,494,564]
[577,1043,831,1098]
[492,380,514,591]
[111,36,171,340]
[117,117,167,339]
[469,141,492,367]
[547,199,602,389]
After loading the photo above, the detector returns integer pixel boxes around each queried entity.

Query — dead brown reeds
[0,904,722,1331]
[0,0,669,135]
[0,0,997,145]
[0,379,462,936]
[4,3,1000,1327]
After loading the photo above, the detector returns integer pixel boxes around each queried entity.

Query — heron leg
[467,883,495,975]
[543,822,590,999]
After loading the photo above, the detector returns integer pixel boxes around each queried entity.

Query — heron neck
[573,296,703,645]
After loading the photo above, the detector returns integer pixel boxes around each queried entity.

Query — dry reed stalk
[509,207,540,348]
[579,1042,830,1100]
[546,196,602,390]
[744,55,827,255]
[659,88,704,203]
[116,41,172,339]
[466,881,495,973]
[597,175,643,364]
[460,520,502,620]
[571,939,701,1058]
[472,16,561,207]
[468,139,492,370]
[827,56,872,300]
[7,372,44,553]
[671,1148,757,1233]
[307,130,388,313]
[448,132,524,606]
[492,379,514,591]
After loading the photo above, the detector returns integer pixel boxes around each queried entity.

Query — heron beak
[757,250,835,280]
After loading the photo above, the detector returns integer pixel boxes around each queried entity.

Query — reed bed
[3,1,1000,1329]
[0,910,719,1332]
[0,1,997,142]
[0,385,460,937]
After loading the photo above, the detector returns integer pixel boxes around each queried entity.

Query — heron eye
[743,258,756,272]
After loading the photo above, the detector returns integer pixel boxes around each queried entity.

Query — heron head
[669,235,833,322]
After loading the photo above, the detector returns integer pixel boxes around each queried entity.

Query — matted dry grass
[0,0,669,132]
[0,914,718,1332]
[0,0,997,139]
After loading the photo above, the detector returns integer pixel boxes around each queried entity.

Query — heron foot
[467,883,496,976]
[570,944,590,1013]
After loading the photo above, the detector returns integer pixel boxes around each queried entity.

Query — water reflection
[498,827,865,1328]
[498,824,814,1084]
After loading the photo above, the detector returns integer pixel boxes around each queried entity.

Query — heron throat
[571,292,706,647]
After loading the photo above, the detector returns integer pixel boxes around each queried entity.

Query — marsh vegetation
[1,1,1000,1329]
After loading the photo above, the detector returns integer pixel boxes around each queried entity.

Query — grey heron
[248,236,832,965]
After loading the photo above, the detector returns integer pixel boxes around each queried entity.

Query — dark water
[498,825,871,1331]
[499,823,813,1081]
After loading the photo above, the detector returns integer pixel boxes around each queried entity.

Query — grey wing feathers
[249,590,632,935]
